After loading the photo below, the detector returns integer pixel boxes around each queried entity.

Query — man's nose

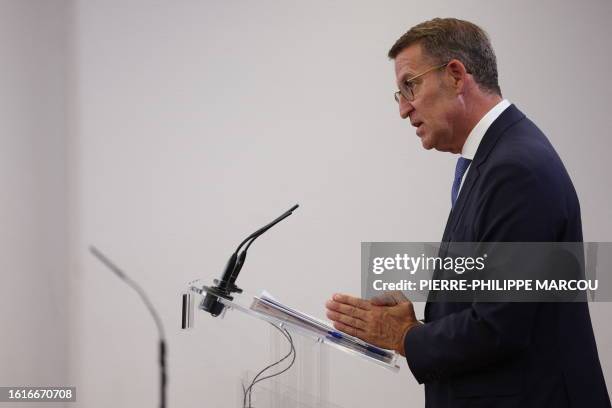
[399,98,414,119]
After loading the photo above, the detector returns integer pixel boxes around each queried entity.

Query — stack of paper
[250,291,396,365]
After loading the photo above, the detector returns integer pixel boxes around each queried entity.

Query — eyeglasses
[394,62,449,103]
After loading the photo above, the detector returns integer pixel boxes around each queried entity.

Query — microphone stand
[89,246,167,408]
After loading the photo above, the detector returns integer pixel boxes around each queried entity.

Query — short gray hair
[388,18,501,95]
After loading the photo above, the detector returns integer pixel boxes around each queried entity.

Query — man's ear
[446,59,468,93]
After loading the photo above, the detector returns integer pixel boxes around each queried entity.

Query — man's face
[394,44,460,152]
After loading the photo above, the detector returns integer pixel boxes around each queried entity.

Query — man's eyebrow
[405,73,416,80]
[400,69,417,81]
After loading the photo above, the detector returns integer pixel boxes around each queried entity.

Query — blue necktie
[451,157,472,207]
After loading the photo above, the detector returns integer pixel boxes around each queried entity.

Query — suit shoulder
[492,117,558,165]
[485,117,572,186]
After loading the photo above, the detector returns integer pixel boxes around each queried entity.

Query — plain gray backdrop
[2,0,611,407]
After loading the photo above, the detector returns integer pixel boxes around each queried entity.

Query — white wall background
[2,1,611,407]
[0,2,71,407]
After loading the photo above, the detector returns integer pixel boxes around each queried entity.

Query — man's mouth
[412,121,424,136]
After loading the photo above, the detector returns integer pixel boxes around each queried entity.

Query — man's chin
[419,136,435,150]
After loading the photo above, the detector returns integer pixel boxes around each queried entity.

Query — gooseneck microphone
[200,203,299,317]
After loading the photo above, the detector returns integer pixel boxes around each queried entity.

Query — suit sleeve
[405,161,571,384]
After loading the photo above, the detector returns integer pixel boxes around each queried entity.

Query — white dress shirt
[458,99,511,194]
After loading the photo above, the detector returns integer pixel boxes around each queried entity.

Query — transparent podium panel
[184,282,399,407]
[236,327,339,408]
[185,283,400,371]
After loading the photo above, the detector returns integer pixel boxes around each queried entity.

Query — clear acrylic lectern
[182,281,400,407]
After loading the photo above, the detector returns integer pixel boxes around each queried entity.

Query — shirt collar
[461,99,511,160]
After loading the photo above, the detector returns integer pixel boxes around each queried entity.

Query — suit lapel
[445,166,480,240]
[444,104,525,242]
[424,105,525,322]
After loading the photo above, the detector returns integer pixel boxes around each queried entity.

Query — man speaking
[325,18,610,407]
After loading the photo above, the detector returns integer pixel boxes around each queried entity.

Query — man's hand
[325,291,421,356]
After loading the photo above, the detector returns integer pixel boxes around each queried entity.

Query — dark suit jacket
[404,105,610,407]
